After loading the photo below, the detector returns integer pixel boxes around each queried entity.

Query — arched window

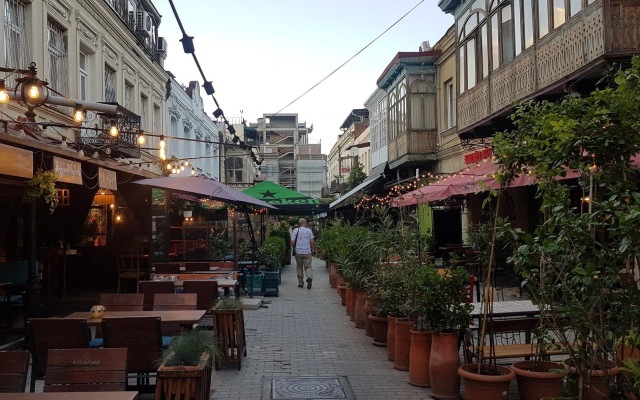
[409,78,436,130]
[388,92,397,140]
[458,1,487,94]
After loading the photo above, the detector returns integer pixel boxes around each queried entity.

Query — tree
[493,56,640,398]
[347,162,367,191]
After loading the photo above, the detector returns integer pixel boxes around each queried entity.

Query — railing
[79,103,141,159]
[388,131,438,167]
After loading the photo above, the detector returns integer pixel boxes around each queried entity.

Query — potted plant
[155,329,220,400]
[258,237,284,296]
[182,202,194,218]
[23,170,59,213]
[428,267,473,400]
[492,57,640,399]
[211,298,246,370]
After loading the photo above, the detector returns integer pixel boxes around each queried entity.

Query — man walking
[291,218,315,289]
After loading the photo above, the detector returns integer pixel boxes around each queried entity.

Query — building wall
[365,88,388,170]
[166,79,221,179]
[0,0,168,173]
[353,125,371,176]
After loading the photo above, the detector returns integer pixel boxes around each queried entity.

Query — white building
[165,78,222,179]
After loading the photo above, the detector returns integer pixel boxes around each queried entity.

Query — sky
[153,0,454,154]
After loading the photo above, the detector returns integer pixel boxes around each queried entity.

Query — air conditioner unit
[156,37,168,54]
[136,10,153,35]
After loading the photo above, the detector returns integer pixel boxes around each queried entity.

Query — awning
[392,155,640,207]
[242,181,328,215]
[330,162,387,209]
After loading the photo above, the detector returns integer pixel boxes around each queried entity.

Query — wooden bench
[44,348,128,392]
[463,317,571,363]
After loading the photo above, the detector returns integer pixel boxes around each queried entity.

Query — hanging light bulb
[104,148,111,155]
[0,79,8,104]
[180,164,185,171]
[73,105,84,122]
[166,163,172,170]
[137,130,146,145]
[191,167,195,176]
[60,139,67,148]
[159,135,166,148]
[77,149,84,157]
[108,121,118,137]
[159,147,166,160]
[184,160,189,166]
[92,151,99,159]
[172,167,178,174]
[27,82,40,99]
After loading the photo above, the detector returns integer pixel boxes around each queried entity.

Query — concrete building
[165,78,222,179]
[223,122,259,188]
[251,113,325,198]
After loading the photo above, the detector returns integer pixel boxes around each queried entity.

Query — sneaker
[307,278,312,289]
[298,283,304,288]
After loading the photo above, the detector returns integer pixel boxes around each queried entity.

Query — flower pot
[562,358,619,400]
[345,287,352,316]
[338,285,347,306]
[387,316,398,361]
[211,307,246,371]
[329,263,337,288]
[156,352,213,400]
[511,360,566,400]
[458,363,515,400]
[364,301,374,337]
[354,289,367,329]
[430,332,461,399]
[349,288,357,322]
[393,318,411,371]
[409,330,432,388]
[369,314,387,346]
[183,210,193,218]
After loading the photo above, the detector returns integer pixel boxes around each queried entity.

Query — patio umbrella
[242,181,328,215]
[132,175,277,210]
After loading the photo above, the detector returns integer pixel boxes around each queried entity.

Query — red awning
[391,155,640,207]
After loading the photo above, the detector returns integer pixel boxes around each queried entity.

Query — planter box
[245,272,263,295]
[211,307,246,370]
[262,271,279,297]
[156,352,212,400]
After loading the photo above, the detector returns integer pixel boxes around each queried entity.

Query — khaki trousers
[295,253,313,284]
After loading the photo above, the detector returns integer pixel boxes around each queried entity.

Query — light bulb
[109,125,118,137]
[184,161,189,166]
[27,84,40,99]
[60,139,67,148]
[105,148,111,155]
[73,107,84,122]
[0,90,8,104]
[77,149,84,157]
[159,147,166,160]
[191,168,195,176]
[167,163,172,170]
[92,151,99,159]
[172,168,178,174]
[180,165,185,171]
[159,136,166,148]
[137,134,146,145]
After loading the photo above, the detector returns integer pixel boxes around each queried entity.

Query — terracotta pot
[337,285,347,306]
[563,358,619,400]
[364,301,374,337]
[511,360,566,400]
[430,332,461,399]
[409,330,432,387]
[354,289,367,329]
[329,263,337,288]
[394,318,411,371]
[345,287,352,316]
[369,314,387,346]
[617,344,640,364]
[387,316,397,361]
[458,363,515,400]
[349,288,357,322]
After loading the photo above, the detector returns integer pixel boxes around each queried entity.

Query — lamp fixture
[228,125,236,135]
[213,108,224,118]
[191,167,195,175]
[108,121,118,137]
[158,135,167,160]
[60,139,67,148]
[92,151,99,159]
[0,79,8,104]
[77,149,84,157]
[73,105,84,122]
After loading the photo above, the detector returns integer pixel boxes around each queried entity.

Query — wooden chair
[102,316,162,390]
[0,350,29,392]
[26,318,90,392]
[116,247,145,293]
[138,280,175,311]
[184,262,210,272]
[153,293,198,311]
[183,280,219,311]
[98,293,144,311]
[43,348,128,392]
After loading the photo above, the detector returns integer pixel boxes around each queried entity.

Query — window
[153,104,161,135]
[3,0,30,87]
[553,0,566,28]
[378,98,388,148]
[513,0,522,56]
[459,47,466,94]
[388,93,397,140]
[140,95,147,130]
[491,13,500,70]
[124,82,133,110]
[481,24,489,78]
[409,79,436,130]
[569,0,582,16]
[466,39,477,89]
[79,52,88,101]
[446,81,454,129]
[47,20,68,96]
[225,157,243,183]
[105,66,116,102]
[523,0,534,48]
[538,0,550,38]
[501,6,514,64]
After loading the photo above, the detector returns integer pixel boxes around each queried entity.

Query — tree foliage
[347,162,367,191]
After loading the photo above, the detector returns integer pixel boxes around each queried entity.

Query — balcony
[457,1,639,134]
[78,103,141,159]
[388,131,438,169]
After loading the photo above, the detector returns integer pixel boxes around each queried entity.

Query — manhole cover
[262,376,355,400]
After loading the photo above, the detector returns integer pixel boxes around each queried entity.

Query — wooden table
[470,300,539,318]
[0,392,139,400]
[65,310,207,326]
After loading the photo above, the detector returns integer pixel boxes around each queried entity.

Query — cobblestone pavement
[211,257,444,400]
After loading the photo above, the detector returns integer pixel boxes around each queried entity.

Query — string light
[137,130,146,145]
[108,121,118,137]
[73,105,84,122]
[0,79,8,104]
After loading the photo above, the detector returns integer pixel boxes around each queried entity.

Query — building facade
[165,79,222,179]
[252,113,325,198]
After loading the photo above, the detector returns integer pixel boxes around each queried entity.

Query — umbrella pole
[244,210,257,299]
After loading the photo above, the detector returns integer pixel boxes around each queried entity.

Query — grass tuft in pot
[159,329,220,367]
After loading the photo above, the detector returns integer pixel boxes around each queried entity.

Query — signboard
[340,167,351,174]
[98,168,117,191]
[464,148,493,164]
[53,157,82,185]
[0,143,33,178]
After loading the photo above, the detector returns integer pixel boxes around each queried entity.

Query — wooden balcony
[457,1,639,133]
[388,130,438,169]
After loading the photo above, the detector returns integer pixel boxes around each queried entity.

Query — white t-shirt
[291,227,314,255]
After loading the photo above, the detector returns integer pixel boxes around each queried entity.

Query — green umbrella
[243,181,328,215]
